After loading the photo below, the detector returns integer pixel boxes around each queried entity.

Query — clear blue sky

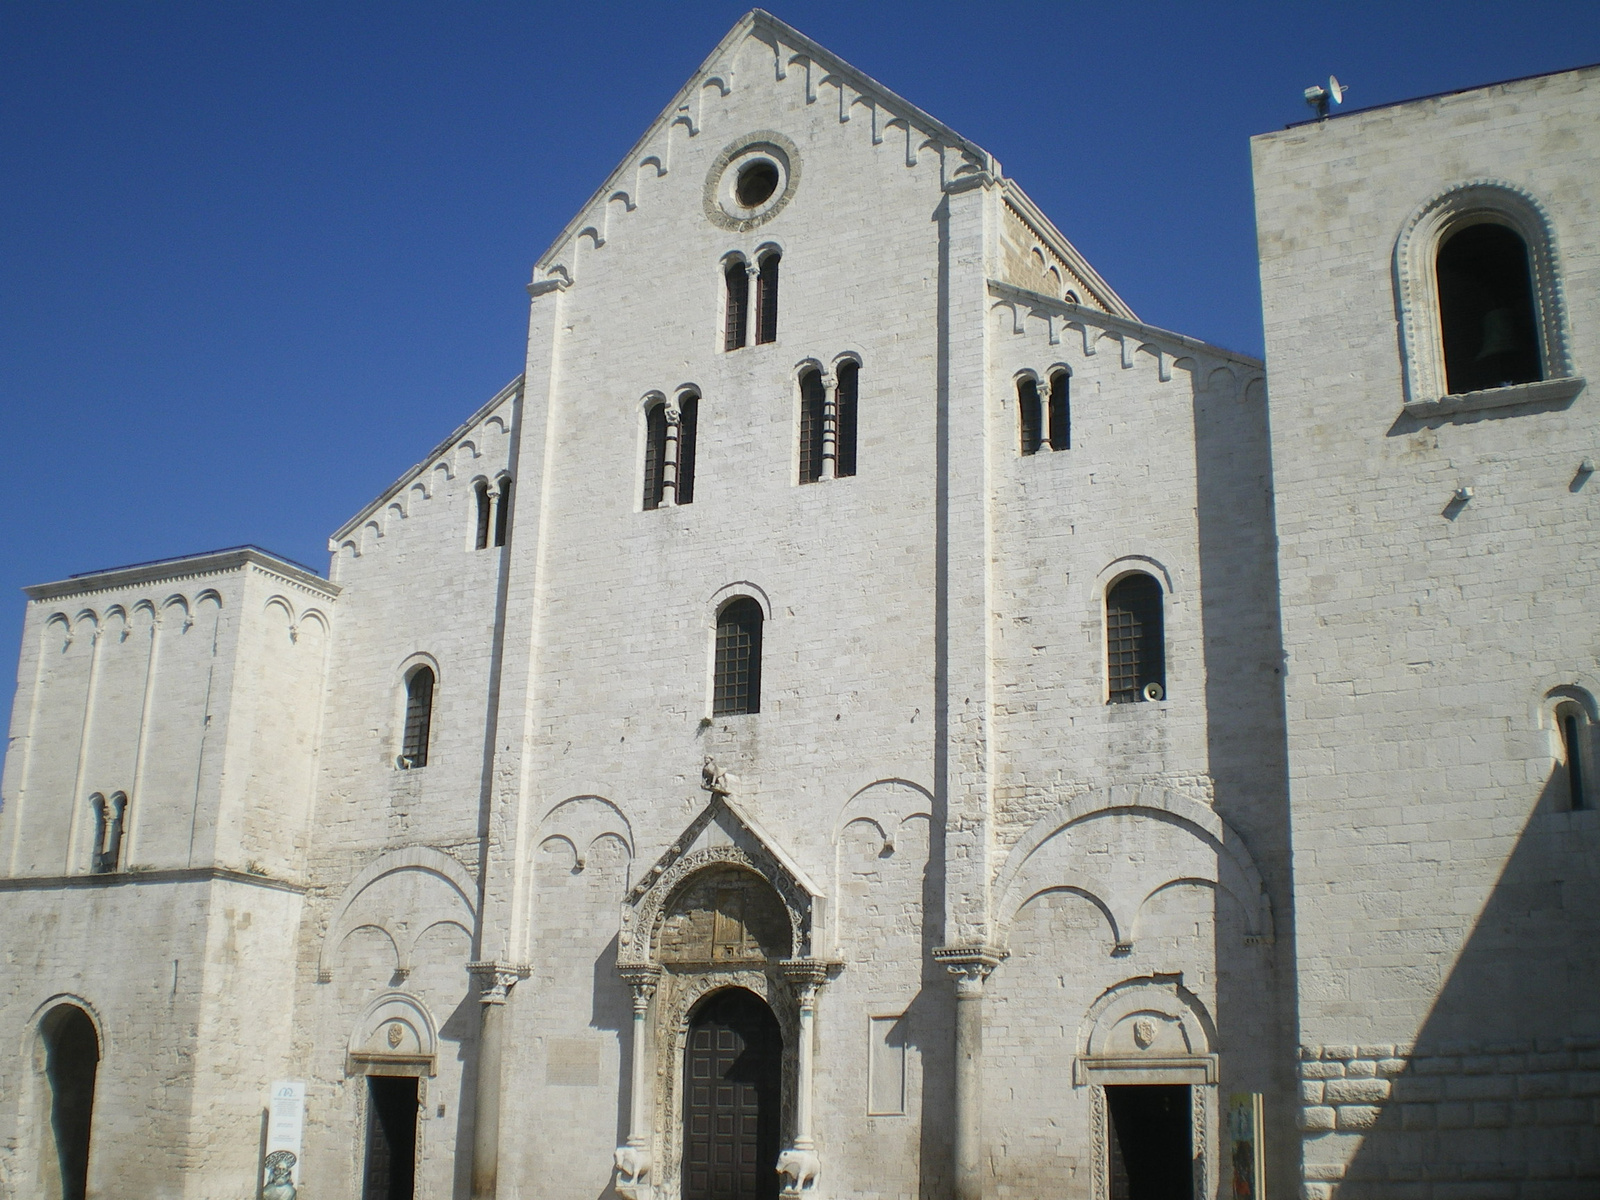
[4,1,1599,763]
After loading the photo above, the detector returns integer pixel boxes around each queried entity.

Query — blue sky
[3,1,1599,761]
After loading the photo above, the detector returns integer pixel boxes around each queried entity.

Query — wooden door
[683,989,782,1200]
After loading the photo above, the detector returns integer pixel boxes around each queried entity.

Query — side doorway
[363,1075,418,1200]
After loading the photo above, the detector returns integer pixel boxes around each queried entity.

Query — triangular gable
[529,10,1130,316]
[617,792,826,969]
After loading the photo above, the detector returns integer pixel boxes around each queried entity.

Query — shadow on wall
[1330,769,1600,1197]
[445,990,480,1200]
[1192,367,1299,1195]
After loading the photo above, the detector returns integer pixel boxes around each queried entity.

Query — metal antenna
[1304,75,1348,119]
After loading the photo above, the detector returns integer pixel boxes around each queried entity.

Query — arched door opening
[362,1075,418,1200]
[40,1004,99,1200]
[683,988,782,1200]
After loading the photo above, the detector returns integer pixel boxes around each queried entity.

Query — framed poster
[1228,1092,1264,1200]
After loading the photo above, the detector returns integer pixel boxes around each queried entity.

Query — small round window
[735,160,780,208]
[705,134,798,231]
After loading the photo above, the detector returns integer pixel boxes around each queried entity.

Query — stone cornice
[987,280,1265,370]
[23,547,338,604]
[0,865,308,895]
[999,184,1136,320]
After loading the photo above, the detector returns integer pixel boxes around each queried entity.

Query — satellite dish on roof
[1303,75,1349,119]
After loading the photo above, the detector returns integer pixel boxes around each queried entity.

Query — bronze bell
[1475,307,1523,361]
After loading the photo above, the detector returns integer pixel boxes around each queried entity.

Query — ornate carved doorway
[683,988,782,1200]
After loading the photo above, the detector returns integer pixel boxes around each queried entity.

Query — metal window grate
[724,260,749,351]
[643,404,668,510]
[402,667,434,766]
[493,477,512,546]
[836,361,859,478]
[799,370,825,483]
[1018,378,1042,455]
[755,252,780,345]
[1106,574,1164,703]
[713,599,762,715]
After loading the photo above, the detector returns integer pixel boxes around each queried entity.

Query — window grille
[755,252,780,345]
[474,480,491,549]
[401,667,435,767]
[799,370,825,483]
[643,404,668,510]
[724,260,749,351]
[493,477,512,546]
[1558,703,1591,810]
[677,394,699,505]
[1048,371,1070,451]
[714,599,763,716]
[1018,378,1043,455]
[836,361,859,478]
[1438,223,1542,394]
[1106,574,1165,703]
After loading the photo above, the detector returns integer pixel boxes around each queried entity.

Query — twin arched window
[644,393,700,510]
[713,598,763,716]
[1106,573,1165,703]
[798,361,859,483]
[89,792,128,874]
[401,666,435,768]
[474,477,513,549]
[1018,372,1070,456]
[725,251,780,351]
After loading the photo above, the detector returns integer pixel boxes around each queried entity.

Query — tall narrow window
[493,477,512,547]
[39,1005,98,1200]
[90,793,126,874]
[724,259,750,352]
[1048,371,1070,451]
[474,480,492,549]
[676,394,699,505]
[836,360,859,478]
[799,369,825,483]
[714,598,763,716]
[1018,378,1043,456]
[755,251,780,345]
[1106,573,1165,703]
[1558,702,1591,810]
[644,403,669,510]
[401,666,434,768]
[1438,222,1541,394]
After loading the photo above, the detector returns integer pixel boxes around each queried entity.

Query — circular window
[705,132,800,231]
[735,160,780,208]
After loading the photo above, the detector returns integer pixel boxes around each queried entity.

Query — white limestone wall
[1254,66,1600,1196]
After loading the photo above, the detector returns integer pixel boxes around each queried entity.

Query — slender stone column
[614,966,661,1200]
[777,959,836,1196]
[932,947,1005,1200]
[467,961,530,1200]
[662,406,682,506]
[819,370,838,481]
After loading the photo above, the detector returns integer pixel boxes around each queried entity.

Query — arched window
[1048,370,1070,451]
[644,402,669,510]
[1438,222,1541,394]
[714,599,763,716]
[676,393,699,505]
[39,1004,98,1200]
[474,480,492,550]
[799,369,825,484]
[1017,378,1043,456]
[1106,573,1165,703]
[724,259,750,352]
[1555,700,1593,811]
[755,251,780,345]
[90,793,127,874]
[401,666,435,768]
[836,360,859,478]
[493,477,513,547]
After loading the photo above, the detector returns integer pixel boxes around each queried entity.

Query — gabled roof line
[1000,179,1137,320]
[988,280,1264,369]
[532,9,997,278]
[329,375,523,546]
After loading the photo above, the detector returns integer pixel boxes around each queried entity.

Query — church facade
[0,12,1594,1200]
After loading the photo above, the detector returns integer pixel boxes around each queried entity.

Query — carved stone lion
[777,1147,821,1193]
[614,1144,651,1199]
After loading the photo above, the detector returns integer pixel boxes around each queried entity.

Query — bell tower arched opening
[38,1003,99,1200]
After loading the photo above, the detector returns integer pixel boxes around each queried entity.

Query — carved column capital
[619,965,661,1010]
[467,961,531,1005]
[932,945,1007,999]
[778,958,840,1006]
